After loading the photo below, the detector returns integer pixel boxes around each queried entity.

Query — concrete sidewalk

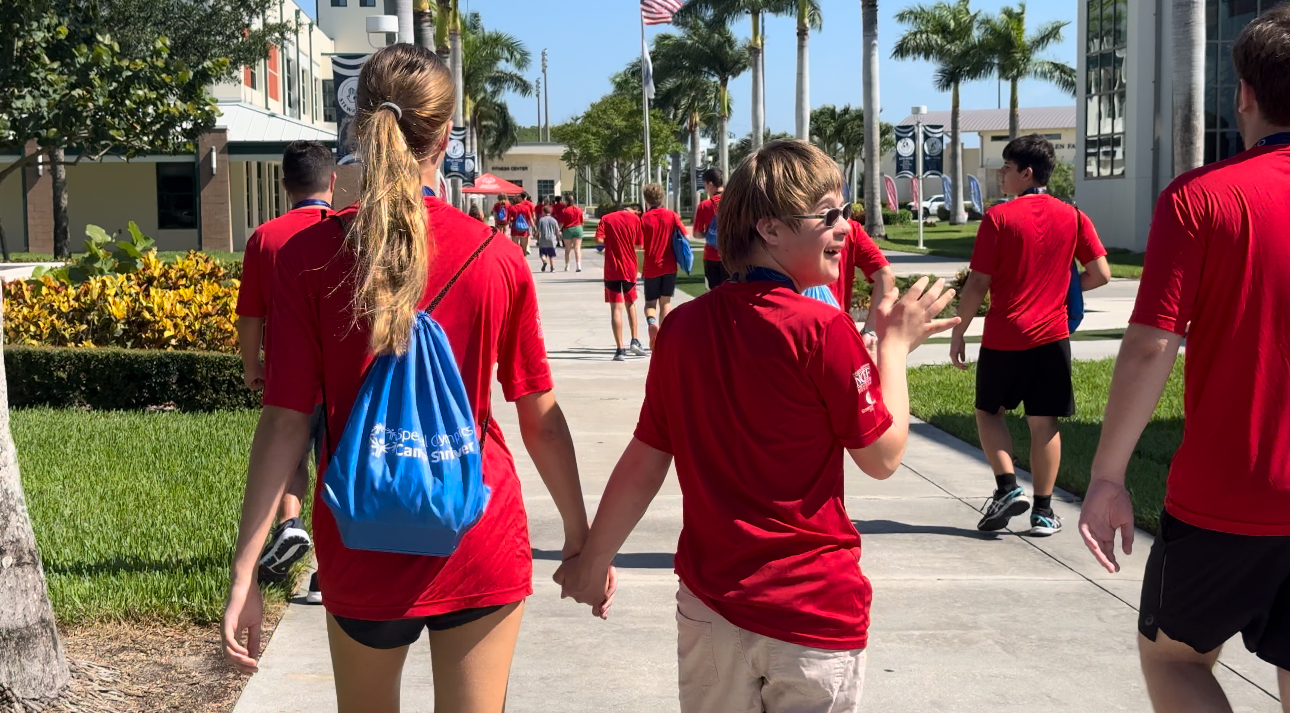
[233,248,1279,713]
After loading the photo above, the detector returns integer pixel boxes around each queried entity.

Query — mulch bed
[2,605,285,713]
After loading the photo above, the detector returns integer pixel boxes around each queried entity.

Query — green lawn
[16,408,303,624]
[908,357,1183,534]
[8,250,242,265]
[874,222,1145,279]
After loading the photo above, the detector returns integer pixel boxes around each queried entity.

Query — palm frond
[1030,59,1077,96]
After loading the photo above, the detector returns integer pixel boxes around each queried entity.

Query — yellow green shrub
[5,252,240,353]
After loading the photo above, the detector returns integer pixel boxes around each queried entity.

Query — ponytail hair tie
[377,101,403,120]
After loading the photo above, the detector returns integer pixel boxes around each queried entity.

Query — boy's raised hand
[873,276,961,353]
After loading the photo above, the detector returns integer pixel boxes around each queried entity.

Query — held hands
[872,276,961,353]
[222,581,264,674]
[554,553,617,620]
[1079,478,1135,573]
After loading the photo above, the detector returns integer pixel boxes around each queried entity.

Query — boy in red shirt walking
[1081,8,1290,709]
[639,183,688,349]
[596,204,646,361]
[692,168,727,290]
[236,140,337,596]
[832,218,895,332]
[560,140,958,712]
[951,134,1110,537]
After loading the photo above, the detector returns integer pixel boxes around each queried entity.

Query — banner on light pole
[331,54,370,163]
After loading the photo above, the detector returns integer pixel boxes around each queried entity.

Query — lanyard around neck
[1254,132,1290,148]
[743,266,798,293]
[293,198,332,210]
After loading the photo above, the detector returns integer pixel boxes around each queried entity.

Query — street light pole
[541,49,550,142]
[536,77,542,135]
[912,105,928,251]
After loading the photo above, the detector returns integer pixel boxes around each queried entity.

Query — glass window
[245,161,257,228]
[323,79,336,122]
[537,179,555,199]
[272,165,284,218]
[1084,0,1127,178]
[1205,0,1270,163]
[360,0,376,5]
[156,163,198,230]
[331,0,347,5]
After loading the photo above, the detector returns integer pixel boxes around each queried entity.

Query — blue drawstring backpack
[322,229,499,557]
[1067,207,1086,333]
[703,203,720,248]
[513,211,530,232]
[672,226,694,275]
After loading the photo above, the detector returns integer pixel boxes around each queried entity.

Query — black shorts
[975,339,1074,417]
[332,605,506,650]
[643,273,677,301]
[1139,511,1290,668]
[704,259,729,290]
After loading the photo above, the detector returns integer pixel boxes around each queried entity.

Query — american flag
[641,0,683,25]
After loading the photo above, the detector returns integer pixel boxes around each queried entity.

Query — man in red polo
[639,183,688,349]
[1081,8,1290,709]
[596,205,646,361]
[831,219,895,333]
[693,168,726,290]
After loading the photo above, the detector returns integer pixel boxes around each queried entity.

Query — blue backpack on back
[322,229,498,557]
[513,211,530,232]
[1067,207,1086,333]
[672,226,694,275]
[703,201,720,248]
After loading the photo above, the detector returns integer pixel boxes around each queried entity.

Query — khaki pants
[676,584,866,713]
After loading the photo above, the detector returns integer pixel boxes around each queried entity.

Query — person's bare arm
[861,266,897,334]
[950,271,990,370]
[1081,256,1112,291]
[1079,324,1182,573]
[237,317,265,390]
[515,390,589,557]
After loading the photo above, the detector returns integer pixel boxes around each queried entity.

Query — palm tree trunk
[414,1,434,50]
[862,0,884,237]
[395,0,414,43]
[434,0,450,61]
[670,151,682,212]
[690,122,702,214]
[1172,0,1204,175]
[1009,78,1020,141]
[50,147,70,259]
[795,1,810,141]
[0,289,70,702]
[949,82,967,225]
[719,82,731,177]
[751,12,764,149]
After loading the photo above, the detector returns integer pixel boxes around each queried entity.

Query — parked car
[906,194,945,218]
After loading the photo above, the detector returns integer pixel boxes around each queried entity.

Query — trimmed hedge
[6,346,258,412]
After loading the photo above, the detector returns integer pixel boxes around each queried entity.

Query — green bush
[851,268,988,317]
[6,346,258,411]
[936,202,982,223]
[881,208,912,226]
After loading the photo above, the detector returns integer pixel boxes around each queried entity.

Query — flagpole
[641,12,652,189]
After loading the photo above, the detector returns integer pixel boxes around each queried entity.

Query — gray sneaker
[1028,510,1063,537]
[613,348,627,362]
[629,339,648,356]
[977,486,1031,531]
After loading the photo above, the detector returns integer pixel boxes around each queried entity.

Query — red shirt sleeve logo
[853,364,873,393]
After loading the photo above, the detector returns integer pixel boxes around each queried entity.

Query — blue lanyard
[292,198,331,210]
[1020,187,1048,196]
[743,266,798,293]
[1254,132,1290,148]
[422,186,436,197]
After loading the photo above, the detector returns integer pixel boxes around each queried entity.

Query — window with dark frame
[1205,0,1267,164]
[323,79,336,122]
[331,0,347,6]
[1084,0,1127,178]
[360,0,376,6]
[156,163,198,230]
[537,180,555,199]
[245,161,257,228]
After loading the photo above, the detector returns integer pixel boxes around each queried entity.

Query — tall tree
[554,93,681,207]
[728,129,794,169]
[414,0,435,50]
[461,13,531,163]
[892,0,993,225]
[983,3,1076,141]
[862,0,885,237]
[794,1,823,141]
[1173,0,1204,175]
[678,0,797,151]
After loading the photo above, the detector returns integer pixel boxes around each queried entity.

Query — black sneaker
[613,348,627,362]
[305,572,322,605]
[629,339,648,356]
[1028,510,1063,537]
[976,486,1031,531]
[258,518,312,583]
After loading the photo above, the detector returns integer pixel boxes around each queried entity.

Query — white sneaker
[305,572,322,605]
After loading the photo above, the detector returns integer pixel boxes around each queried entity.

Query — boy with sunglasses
[951,134,1110,536]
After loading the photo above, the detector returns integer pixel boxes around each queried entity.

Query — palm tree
[657,73,720,213]
[794,1,823,141]
[461,14,532,164]
[1173,0,1204,175]
[729,129,794,168]
[892,0,993,225]
[678,0,797,151]
[983,3,1076,141]
[413,0,434,50]
[862,0,885,236]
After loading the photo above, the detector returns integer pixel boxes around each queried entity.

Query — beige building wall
[0,173,24,251]
[482,144,577,202]
[64,162,199,252]
[317,0,395,55]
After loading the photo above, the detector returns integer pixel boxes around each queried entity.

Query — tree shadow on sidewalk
[852,519,998,540]
[532,548,674,569]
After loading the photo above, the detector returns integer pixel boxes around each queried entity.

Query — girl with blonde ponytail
[223,44,596,713]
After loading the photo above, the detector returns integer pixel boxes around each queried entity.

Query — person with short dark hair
[950,132,1111,538]
[467,203,486,223]
[640,183,687,349]
[536,204,560,272]
[693,167,727,290]
[1081,7,1290,709]
[235,139,337,602]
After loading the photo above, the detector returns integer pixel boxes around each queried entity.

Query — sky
[303,0,1081,149]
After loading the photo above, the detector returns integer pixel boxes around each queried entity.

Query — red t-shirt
[549,203,566,227]
[693,194,722,263]
[635,281,892,650]
[829,219,890,311]
[640,207,684,278]
[236,207,332,320]
[1130,143,1290,536]
[970,194,1106,350]
[596,210,643,283]
[559,204,584,230]
[492,201,510,225]
[264,195,553,619]
[508,201,535,235]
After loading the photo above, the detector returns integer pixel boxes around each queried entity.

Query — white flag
[642,36,655,101]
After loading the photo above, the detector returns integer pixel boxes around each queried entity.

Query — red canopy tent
[462,173,525,195]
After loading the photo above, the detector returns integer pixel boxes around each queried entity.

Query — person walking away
[639,183,687,350]
[560,194,585,272]
[236,140,336,602]
[221,44,596,713]
[596,204,646,360]
[492,194,511,237]
[1080,8,1290,711]
[693,168,727,290]
[550,194,566,247]
[536,204,561,273]
[833,217,896,336]
[509,191,535,255]
[950,134,1111,537]
[559,140,959,712]
[468,203,486,223]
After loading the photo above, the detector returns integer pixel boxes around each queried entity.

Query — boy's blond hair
[643,183,664,207]
[718,139,843,277]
